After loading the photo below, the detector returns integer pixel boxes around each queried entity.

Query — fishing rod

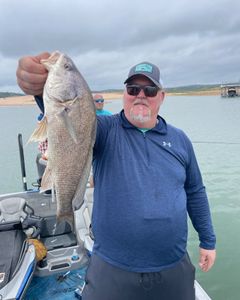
[18,133,28,191]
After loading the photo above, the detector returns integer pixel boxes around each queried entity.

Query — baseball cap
[124,62,163,88]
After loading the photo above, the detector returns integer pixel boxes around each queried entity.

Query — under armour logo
[163,141,172,147]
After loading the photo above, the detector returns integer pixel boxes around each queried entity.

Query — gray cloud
[1,0,240,91]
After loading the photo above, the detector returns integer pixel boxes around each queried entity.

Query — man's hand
[199,248,216,272]
[16,52,50,95]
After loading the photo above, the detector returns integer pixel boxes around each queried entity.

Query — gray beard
[129,108,151,123]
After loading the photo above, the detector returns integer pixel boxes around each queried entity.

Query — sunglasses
[126,84,160,97]
[95,99,104,103]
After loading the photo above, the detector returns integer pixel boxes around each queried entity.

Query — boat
[0,134,212,300]
[0,134,91,299]
[220,84,240,97]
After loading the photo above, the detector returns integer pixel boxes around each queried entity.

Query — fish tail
[57,213,74,232]
[27,117,48,143]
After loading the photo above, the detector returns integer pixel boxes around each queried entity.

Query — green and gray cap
[124,62,163,88]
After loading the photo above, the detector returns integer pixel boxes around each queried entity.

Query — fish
[30,51,96,228]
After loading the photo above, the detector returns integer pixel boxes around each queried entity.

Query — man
[93,93,112,116]
[16,54,216,300]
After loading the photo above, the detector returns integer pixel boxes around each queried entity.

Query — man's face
[123,75,165,127]
[93,95,104,110]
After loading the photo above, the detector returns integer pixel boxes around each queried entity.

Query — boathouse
[220,84,240,97]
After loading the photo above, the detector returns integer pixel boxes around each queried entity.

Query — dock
[220,84,240,97]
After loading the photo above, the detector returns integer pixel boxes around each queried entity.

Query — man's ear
[160,91,165,103]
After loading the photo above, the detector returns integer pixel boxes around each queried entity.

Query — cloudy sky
[1,0,240,92]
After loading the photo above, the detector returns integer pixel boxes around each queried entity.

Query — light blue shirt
[96,109,112,116]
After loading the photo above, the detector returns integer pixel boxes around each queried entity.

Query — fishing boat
[0,134,212,300]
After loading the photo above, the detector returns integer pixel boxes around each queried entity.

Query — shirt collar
[120,110,167,135]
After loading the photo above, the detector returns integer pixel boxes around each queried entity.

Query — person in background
[93,93,112,116]
[37,112,48,160]
[16,54,216,300]
[35,112,48,187]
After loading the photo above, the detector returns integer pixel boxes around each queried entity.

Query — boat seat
[0,197,27,223]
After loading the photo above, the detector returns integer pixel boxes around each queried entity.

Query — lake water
[0,95,240,300]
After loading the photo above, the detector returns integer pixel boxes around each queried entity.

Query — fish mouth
[41,51,62,71]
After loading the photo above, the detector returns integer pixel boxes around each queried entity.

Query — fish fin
[40,167,53,192]
[57,213,74,232]
[28,117,48,143]
[41,51,61,70]
[72,149,93,210]
[57,109,78,144]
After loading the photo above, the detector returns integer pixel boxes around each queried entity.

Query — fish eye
[64,63,72,70]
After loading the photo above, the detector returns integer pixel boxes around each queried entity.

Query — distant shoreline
[0,90,220,107]
[0,95,36,107]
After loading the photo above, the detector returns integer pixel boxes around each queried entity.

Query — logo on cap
[135,63,153,73]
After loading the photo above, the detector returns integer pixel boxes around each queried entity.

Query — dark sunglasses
[95,99,104,103]
[126,84,160,97]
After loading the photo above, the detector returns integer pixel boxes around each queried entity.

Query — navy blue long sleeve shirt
[92,110,216,272]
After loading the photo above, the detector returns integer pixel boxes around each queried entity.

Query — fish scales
[40,51,96,227]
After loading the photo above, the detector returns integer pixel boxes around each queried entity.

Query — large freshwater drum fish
[30,51,96,228]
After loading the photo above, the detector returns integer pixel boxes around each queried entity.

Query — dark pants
[82,253,195,300]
